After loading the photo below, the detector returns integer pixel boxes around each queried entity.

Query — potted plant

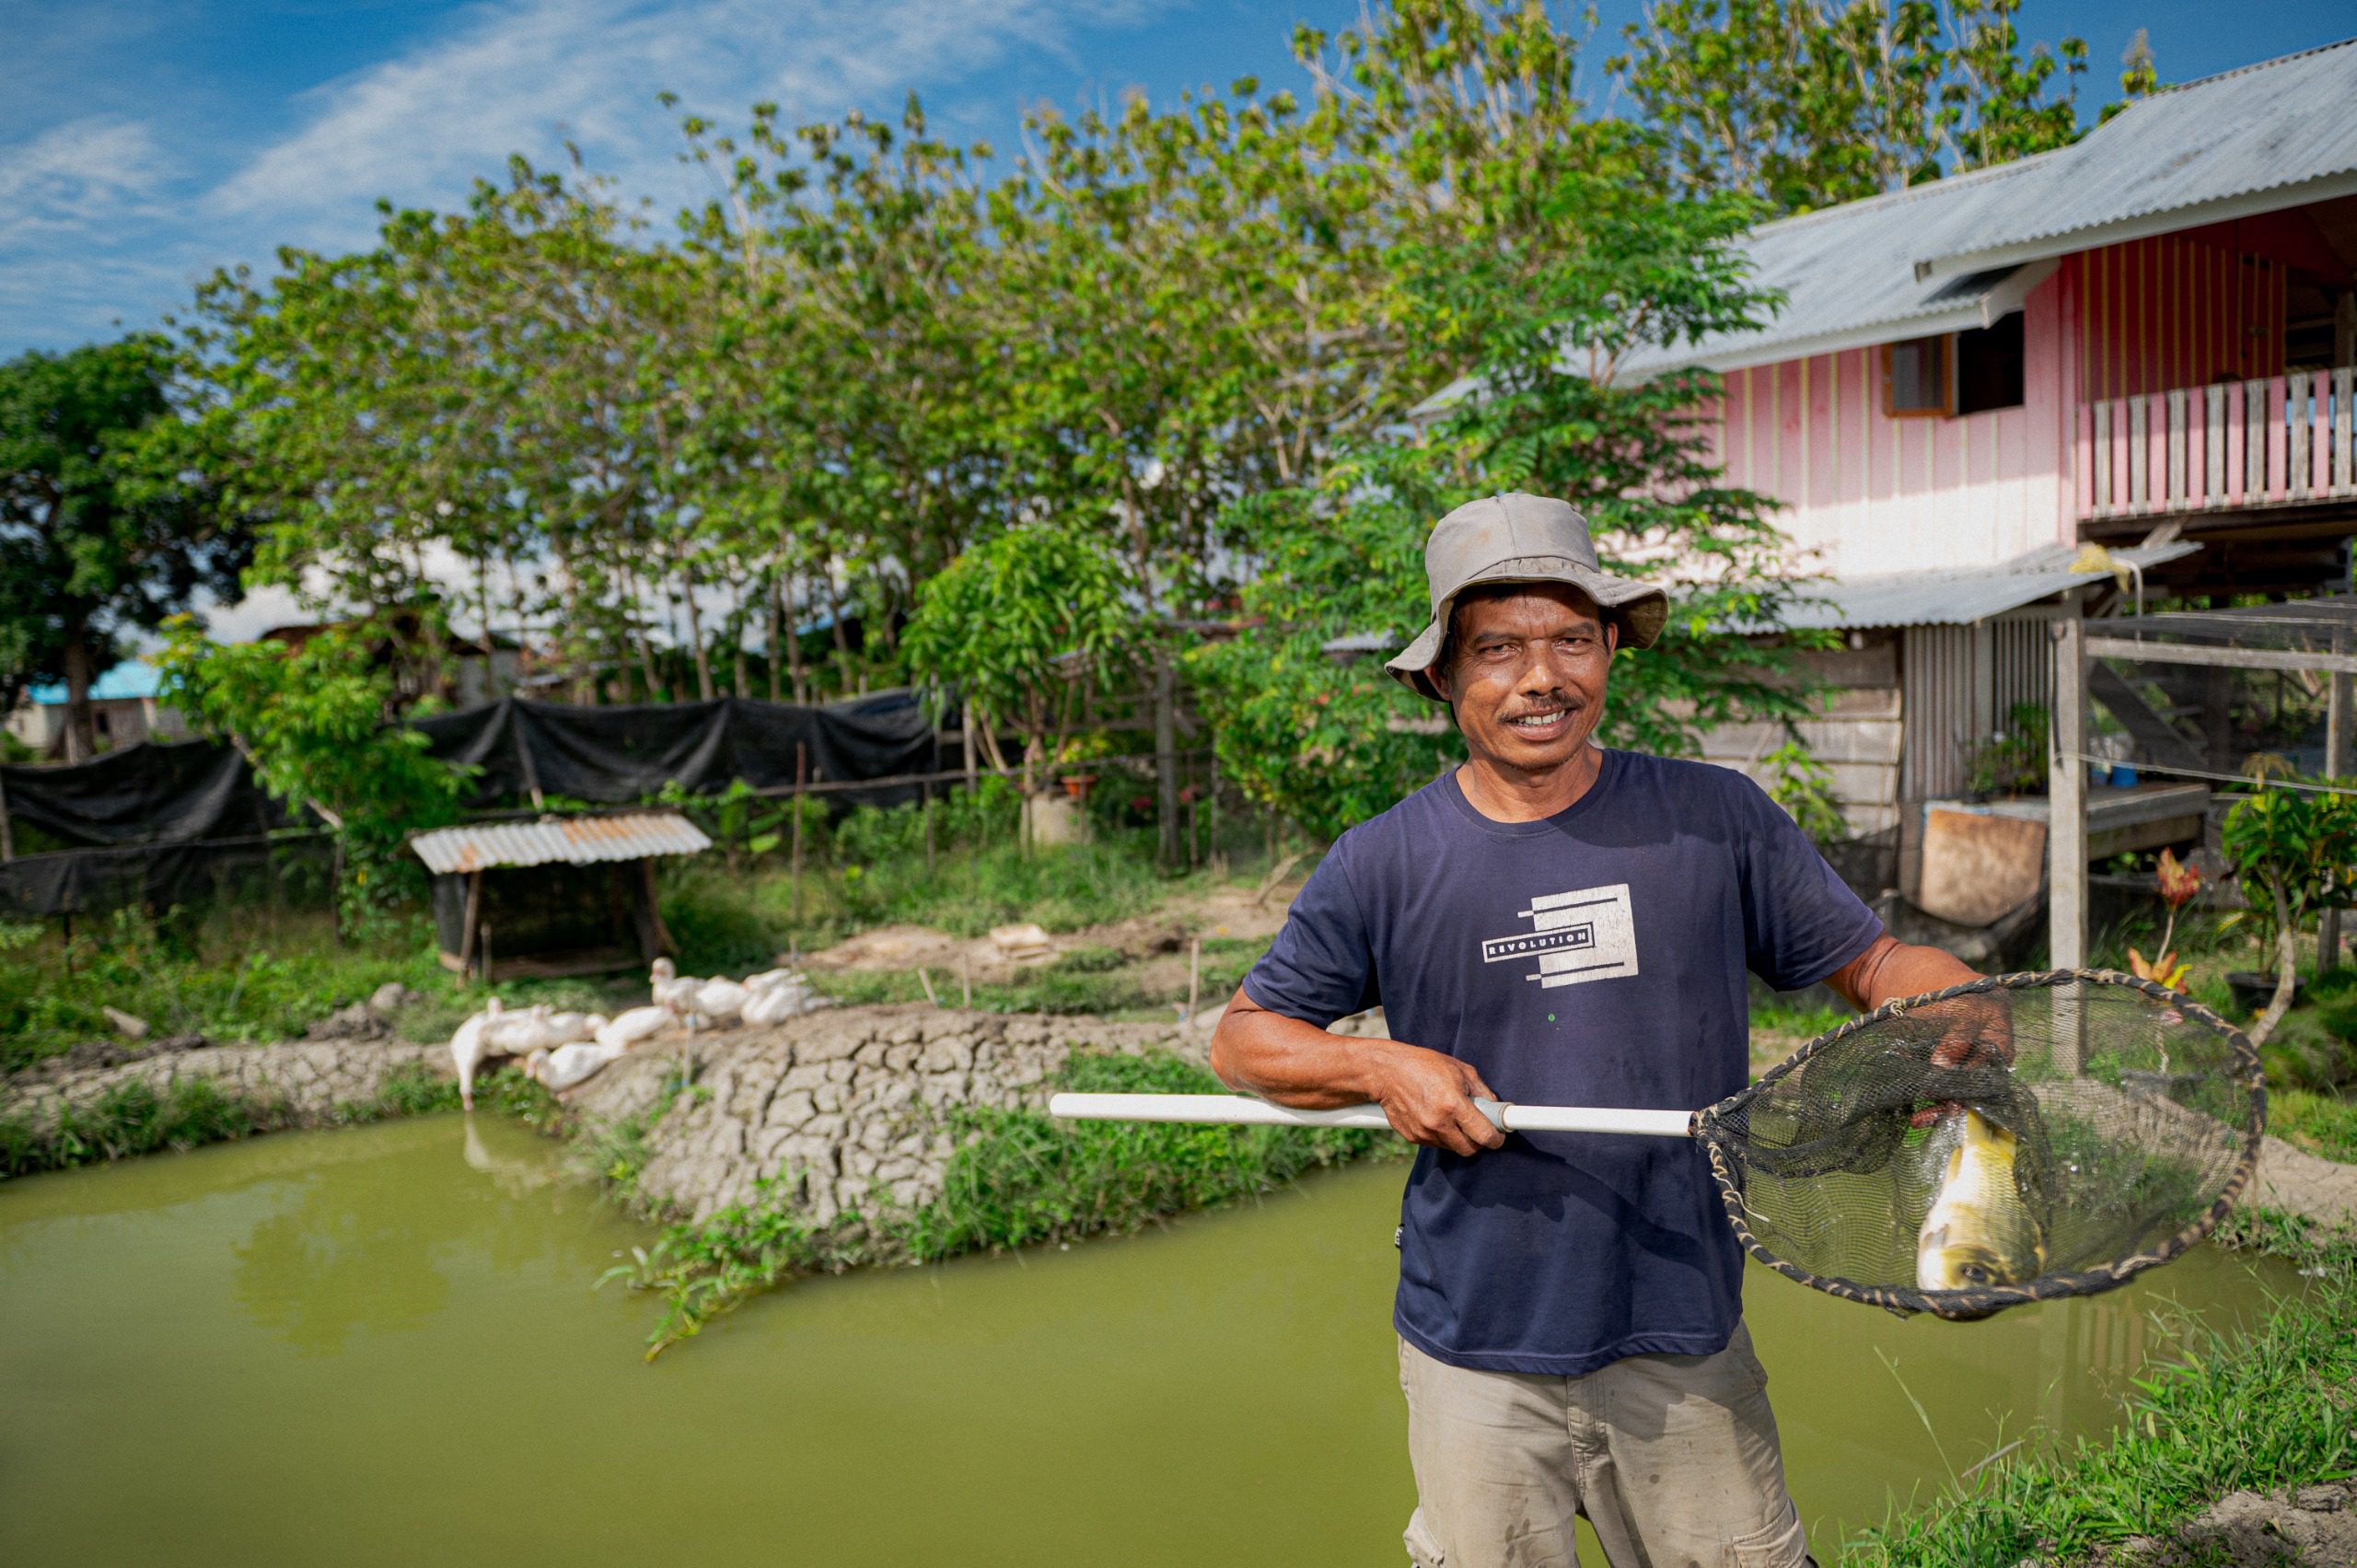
[1053,731,1114,800]
[2219,765,2357,1043]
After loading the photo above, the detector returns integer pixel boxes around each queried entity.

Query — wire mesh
[1698,970,2264,1320]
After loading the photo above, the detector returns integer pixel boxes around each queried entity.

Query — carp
[1915,1109,2048,1293]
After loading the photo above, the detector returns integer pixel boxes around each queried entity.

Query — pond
[0,1115,2300,1566]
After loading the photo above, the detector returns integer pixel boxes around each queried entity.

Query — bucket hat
[1387,493,1669,702]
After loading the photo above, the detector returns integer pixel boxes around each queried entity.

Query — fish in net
[1696,970,2265,1320]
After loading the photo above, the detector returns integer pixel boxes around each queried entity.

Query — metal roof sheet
[1759,542,2202,632]
[1612,157,2060,379]
[1915,38,2357,277]
[1585,38,2357,382]
[409,812,713,875]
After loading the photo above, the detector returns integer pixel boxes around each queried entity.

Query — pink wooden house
[1625,38,2357,890]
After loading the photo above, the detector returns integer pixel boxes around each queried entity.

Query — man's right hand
[1369,1041,1509,1156]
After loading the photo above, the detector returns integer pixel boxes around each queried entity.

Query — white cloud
[207,0,1144,252]
[0,116,179,249]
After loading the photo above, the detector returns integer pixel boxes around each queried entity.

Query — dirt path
[2254,1134,2357,1229]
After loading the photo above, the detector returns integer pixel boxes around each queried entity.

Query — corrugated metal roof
[1916,38,2357,278]
[1574,37,2357,383]
[1761,542,2202,632]
[409,812,713,875]
[1612,158,2060,379]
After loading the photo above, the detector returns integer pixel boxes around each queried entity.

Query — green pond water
[0,1114,2299,1566]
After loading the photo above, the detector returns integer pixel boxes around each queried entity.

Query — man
[1210,494,1979,1568]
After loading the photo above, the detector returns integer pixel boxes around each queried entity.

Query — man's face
[1429,584,1616,773]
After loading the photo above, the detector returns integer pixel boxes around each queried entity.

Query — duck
[529,1038,628,1092]
[482,1002,560,1057]
[540,1010,606,1047]
[742,976,828,1026]
[649,957,705,1019]
[742,967,799,994]
[595,1005,671,1051]
[448,1005,495,1111]
[690,976,750,1031]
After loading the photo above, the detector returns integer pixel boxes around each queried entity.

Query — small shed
[410,811,712,983]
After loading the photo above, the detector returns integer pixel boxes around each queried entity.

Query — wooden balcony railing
[2077,367,2357,521]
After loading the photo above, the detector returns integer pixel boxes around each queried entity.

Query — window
[1956,313,2025,414]
[1883,334,1950,417]
[1883,313,2026,419]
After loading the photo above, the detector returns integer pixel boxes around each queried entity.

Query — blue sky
[4,0,2353,358]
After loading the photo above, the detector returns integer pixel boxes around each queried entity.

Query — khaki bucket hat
[1387,493,1669,703]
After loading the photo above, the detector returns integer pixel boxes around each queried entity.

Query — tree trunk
[2249,888,2302,1049]
[61,624,96,763]
[766,575,784,703]
[785,574,808,704]
[680,564,714,701]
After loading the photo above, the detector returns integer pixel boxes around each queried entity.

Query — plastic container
[2108,763,2141,787]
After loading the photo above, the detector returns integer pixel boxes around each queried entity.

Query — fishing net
[1696,970,2264,1320]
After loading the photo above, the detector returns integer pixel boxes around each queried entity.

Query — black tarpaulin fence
[0,692,946,918]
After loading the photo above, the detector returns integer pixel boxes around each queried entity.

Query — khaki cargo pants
[1398,1321,1814,1568]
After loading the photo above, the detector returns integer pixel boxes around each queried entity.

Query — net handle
[1048,1092,1696,1138]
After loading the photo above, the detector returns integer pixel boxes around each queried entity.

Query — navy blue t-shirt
[1242,749,1883,1376]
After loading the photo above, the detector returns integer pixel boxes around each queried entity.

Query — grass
[1840,1211,2357,1566]
[600,1048,1403,1356]
[0,1063,554,1179]
[2271,1087,2357,1162]
[800,933,1276,1021]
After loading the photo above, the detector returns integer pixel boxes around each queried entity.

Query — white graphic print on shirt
[1479,882,1640,989]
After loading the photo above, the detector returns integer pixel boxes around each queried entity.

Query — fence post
[0,767,12,863]
[2323,632,2353,971]
[1155,656,1180,867]
[791,741,807,922]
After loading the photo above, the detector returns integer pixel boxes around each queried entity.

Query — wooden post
[960,702,978,789]
[959,956,972,1009]
[2050,611,2088,1074]
[790,741,807,922]
[480,922,493,988]
[1154,656,1180,867]
[2322,634,2353,971]
[0,767,13,863]
[2049,612,2089,973]
[454,869,483,988]
[1209,750,1223,877]
[923,779,935,877]
[1186,936,1201,1027]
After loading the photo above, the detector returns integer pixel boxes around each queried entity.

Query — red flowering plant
[2128,847,2200,993]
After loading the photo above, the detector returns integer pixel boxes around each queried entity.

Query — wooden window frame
[1882,333,1956,419]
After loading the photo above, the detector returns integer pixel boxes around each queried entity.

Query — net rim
[1696,967,2268,1321]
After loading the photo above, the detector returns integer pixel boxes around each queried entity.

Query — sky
[6,0,2355,363]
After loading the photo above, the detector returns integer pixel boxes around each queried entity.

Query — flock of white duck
[447,958,832,1108]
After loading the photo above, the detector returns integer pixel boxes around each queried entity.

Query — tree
[154,619,468,933]
[0,336,253,759]
[1195,172,1826,841]
[900,523,1139,799]
[1613,0,2118,215]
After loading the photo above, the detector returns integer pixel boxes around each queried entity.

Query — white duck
[595,1005,671,1051]
[741,968,798,994]
[483,1002,561,1056]
[448,1004,494,1111]
[743,977,828,1026]
[648,958,702,1016]
[528,1038,628,1092]
[539,1011,607,1047]
[689,976,750,1031]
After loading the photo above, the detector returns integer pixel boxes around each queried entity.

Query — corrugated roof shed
[1760,541,2202,631]
[410,812,712,876]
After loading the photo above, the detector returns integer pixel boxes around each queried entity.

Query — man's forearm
[1208,989,1400,1108]
[1208,986,1508,1156]
[1825,934,1980,1013]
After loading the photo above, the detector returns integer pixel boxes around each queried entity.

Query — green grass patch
[602,1049,1403,1355]
[2271,1088,2357,1162]
[1841,1213,2357,1566]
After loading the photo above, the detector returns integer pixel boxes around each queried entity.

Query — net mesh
[1697,970,2264,1320]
